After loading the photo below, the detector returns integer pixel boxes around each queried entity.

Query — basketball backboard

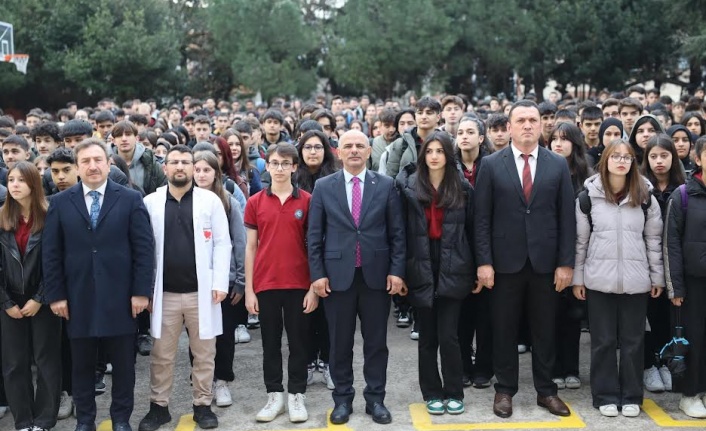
[0,21,14,57]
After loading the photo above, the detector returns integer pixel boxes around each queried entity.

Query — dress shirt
[343,168,366,213]
[82,181,107,215]
[510,144,538,186]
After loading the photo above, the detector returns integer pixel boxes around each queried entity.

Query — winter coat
[396,165,476,308]
[0,230,43,308]
[572,174,664,294]
[385,127,421,178]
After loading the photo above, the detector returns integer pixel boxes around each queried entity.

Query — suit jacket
[474,145,576,274]
[42,179,155,338]
[308,169,405,291]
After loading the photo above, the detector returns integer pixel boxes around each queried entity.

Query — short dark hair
[602,98,620,110]
[15,125,30,135]
[695,136,706,159]
[378,108,397,125]
[627,85,646,96]
[61,119,94,139]
[508,100,540,121]
[555,109,578,122]
[165,144,193,162]
[233,121,253,135]
[47,147,76,165]
[194,115,211,125]
[619,97,643,113]
[415,96,442,114]
[94,110,115,124]
[265,143,298,165]
[581,106,603,122]
[659,95,673,105]
[441,95,465,110]
[130,114,149,126]
[183,113,196,123]
[486,113,509,129]
[3,135,30,151]
[0,116,16,129]
[31,121,61,142]
[647,88,660,97]
[261,109,284,125]
[300,103,320,118]
[73,138,109,159]
[538,101,557,116]
[111,120,138,137]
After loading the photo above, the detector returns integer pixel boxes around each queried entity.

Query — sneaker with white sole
[306,363,316,386]
[565,375,581,389]
[410,330,419,340]
[446,399,464,415]
[679,395,706,418]
[322,364,335,390]
[518,344,528,354]
[621,404,640,417]
[658,365,672,391]
[288,393,308,423]
[0,406,7,419]
[644,366,665,392]
[599,404,619,417]
[552,377,566,389]
[214,379,232,407]
[247,314,260,329]
[256,392,285,422]
[234,325,251,343]
[58,391,73,419]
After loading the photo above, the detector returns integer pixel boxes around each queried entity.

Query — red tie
[521,154,533,203]
[352,177,362,267]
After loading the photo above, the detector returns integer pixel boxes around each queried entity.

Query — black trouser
[61,324,72,395]
[644,293,671,369]
[0,319,8,408]
[492,261,557,397]
[214,297,239,382]
[554,290,581,378]
[137,310,150,336]
[418,297,464,401]
[587,290,648,407]
[681,276,706,396]
[0,300,62,430]
[71,334,136,425]
[458,288,493,380]
[393,294,411,315]
[234,300,248,326]
[257,289,309,394]
[325,269,391,406]
[307,301,330,364]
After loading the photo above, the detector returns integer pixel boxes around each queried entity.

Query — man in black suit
[475,100,576,419]
[308,130,405,425]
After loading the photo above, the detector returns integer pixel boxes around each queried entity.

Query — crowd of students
[0,83,705,431]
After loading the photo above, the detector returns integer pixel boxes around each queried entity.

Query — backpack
[678,184,688,212]
[578,189,651,232]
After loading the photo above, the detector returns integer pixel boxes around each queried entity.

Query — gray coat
[572,174,665,294]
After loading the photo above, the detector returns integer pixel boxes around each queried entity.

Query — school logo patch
[294,209,304,220]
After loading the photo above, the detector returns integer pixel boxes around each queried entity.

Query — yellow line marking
[242,409,353,431]
[643,398,706,427]
[409,402,586,430]
[175,414,196,431]
[97,420,112,431]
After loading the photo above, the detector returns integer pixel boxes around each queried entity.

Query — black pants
[307,302,330,364]
[257,289,309,394]
[71,334,136,425]
[554,291,581,378]
[0,319,8,407]
[458,288,493,380]
[137,310,150,336]
[644,293,671,369]
[587,290,648,407]
[325,268,391,406]
[214,298,239,382]
[418,297,463,401]
[492,261,557,397]
[681,275,706,396]
[0,302,62,430]
[61,324,72,395]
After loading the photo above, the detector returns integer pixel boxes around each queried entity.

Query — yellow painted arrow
[643,398,706,428]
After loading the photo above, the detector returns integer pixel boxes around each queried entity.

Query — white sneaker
[322,364,335,390]
[565,375,581,389]
[658,365,672,391]
[599,404,619,417]
[644,366,665,392]
[553,377,566,389]
[288,393,308,423]
[256,392,285,422]
[214,379,233,407]
[247,314,260,328]
[518,344,528,354]
[410,330,419,340]
[0,406,7,419]
[622,404,640,417]
[58,391,74,419]
[234,324,251,343]
[679,395,706,418]
[306,363,316,386]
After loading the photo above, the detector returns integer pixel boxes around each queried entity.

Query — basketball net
[3,54,29,74]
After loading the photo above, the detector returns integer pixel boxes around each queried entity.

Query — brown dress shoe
[537,395,570,417]
[493,393,513,418]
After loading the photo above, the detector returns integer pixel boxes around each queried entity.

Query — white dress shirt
[510,144,538,186]
[82,181,108,215]
[343,168,366,213]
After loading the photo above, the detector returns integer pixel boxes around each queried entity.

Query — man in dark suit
[308,130,405,425]
[475,100,576,419]
[43,138,155,431]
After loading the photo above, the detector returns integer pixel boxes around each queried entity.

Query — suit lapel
[359,170,378,225]
[529,148,549,205]
[501,147,526,203]
[335,172,356,227]
[96,181,120,228]
[69,185,91,225]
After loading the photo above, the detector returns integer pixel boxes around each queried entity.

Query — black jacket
[664,172,706,299]
[396,165,476,308]
[0,230,44,309]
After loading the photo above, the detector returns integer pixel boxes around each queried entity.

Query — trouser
[234,300,248,326]
[307,302,330,364]
[257,289,309,394]
[71,334,135,425]
[492,260,557,397]
[418,297,464,401]
[137,310,151,336]
[151,292,216,407]
[0,300,62,430]
[680,276,706,396]
[587,290,648,407]
[644,293,671,368]
[61,324,72,395]
[554,290,581,378]
[458,288,493,380]
[214,297,239,382]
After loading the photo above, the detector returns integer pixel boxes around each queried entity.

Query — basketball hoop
[3,54,28,74]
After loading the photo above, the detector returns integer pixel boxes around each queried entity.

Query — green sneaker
[426,399,445,415]
[446,399,465,415]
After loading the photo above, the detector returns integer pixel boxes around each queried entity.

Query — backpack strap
[577,190,593,232]
[679,184,688,212]
[641,197,651,225]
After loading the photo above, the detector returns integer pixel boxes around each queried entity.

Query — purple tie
[352,176,362,267]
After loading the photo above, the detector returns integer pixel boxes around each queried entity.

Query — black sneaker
[138,403,171,431]
[396,311,411,328]
[193,405,218,429]
[95,373,106,395]
[137,334,153,357]
[462,375,472,387]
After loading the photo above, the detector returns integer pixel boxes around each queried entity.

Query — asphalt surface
[2,315,701,431]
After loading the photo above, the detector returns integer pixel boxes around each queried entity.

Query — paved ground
[4,315,702,431]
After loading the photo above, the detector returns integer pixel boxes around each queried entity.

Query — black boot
[138,403,171,431]
[193,405,218,429]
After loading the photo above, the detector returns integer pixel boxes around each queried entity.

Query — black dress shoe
[138,403,171,431]
[193,405,218,429]
[330,403,353,425]
[112,422,132,431]
[75,423,97,431]
[365,402,392,424]
[137,334,153,356]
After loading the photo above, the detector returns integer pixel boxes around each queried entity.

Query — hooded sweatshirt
[628,114,664,164]
[589,117,624,165]
[666,124,697,174]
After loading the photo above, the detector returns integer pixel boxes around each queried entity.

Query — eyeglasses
[166,160,193,166]
[268,161,293,170]
[610,154,634,163]
[303,144,324,152]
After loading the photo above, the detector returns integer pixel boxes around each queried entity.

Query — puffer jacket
[396,164,476,308]
[386,127,422,178]
[0,230,44,309]
[572,173,664,294]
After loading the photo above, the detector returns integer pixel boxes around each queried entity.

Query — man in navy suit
[43,138,155,431]
[308,130,405,425]
[475,100,576,419]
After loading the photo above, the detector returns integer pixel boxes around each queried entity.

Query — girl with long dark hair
[549,123,592,193]
[223,129,262,196]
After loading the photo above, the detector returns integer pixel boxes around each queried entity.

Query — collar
[266,184,301,198]
[166,184,195,201]
[82,180,108,197]
[343,168,367,184]
[511,143,539,160]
